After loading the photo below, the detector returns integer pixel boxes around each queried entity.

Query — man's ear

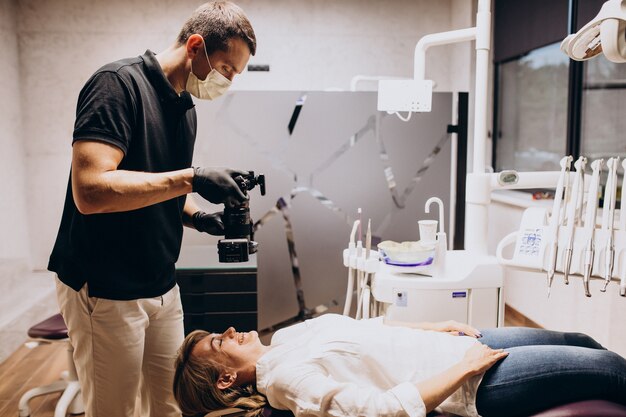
[217,370,237,390]
[186,34,204,59]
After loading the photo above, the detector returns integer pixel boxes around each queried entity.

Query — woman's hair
[177,1,256,56]
[173,330,266,417]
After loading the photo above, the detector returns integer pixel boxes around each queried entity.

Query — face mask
[186,41,232,100]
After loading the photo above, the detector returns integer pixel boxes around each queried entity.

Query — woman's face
[193,327,264,371]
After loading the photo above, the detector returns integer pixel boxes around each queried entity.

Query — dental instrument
[366,219,372,259]
[356,208,363,276]
[358,219,372,318]
[345,215,379,320]
[620,159,626,296]
[582,159,604,297]
[361,219,373,319]
[575,159,586,228]
[343,220,361,316]
[355,210,364,319]
[358,208,362,242]
[601,157,620,292]
[547,156,573,297]
[563,157,587,285]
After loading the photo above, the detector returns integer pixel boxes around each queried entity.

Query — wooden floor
[0,305,539,417]
[0,341,78,417]
[504,304,543,329]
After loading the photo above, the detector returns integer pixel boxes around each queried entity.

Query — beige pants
[56,277,184,417]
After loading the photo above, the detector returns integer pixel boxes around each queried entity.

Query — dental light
[561,0,626,63]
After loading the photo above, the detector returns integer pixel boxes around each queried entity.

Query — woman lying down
[173,314,626,417]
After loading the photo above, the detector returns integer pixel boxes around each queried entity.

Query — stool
[18,313,84,417]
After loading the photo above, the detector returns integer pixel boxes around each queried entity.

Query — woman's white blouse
[256,314,483,417]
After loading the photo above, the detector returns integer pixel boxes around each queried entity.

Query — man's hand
[431,320,483,338]
[192,167,248,207]
[191,211,225,235]
[461,343,508,376]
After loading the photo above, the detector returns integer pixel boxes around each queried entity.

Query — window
[495,43,570,172]
[492,0,624,178]
[581,57,626,161]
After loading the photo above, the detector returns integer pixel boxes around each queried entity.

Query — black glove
[191,211,225,235]
[192,167,248,207]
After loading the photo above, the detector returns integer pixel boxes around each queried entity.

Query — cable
[395,111,412,122]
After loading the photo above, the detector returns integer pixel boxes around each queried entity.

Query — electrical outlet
[247,64,270,72]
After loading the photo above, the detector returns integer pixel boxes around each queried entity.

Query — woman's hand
[431,320,483,338]
[462,343,509,376]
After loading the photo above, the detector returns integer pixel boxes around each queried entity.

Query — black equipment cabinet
[175,245,257,335]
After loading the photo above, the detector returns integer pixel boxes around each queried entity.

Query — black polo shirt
[48,50,197,300]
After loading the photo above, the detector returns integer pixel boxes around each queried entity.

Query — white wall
[489,199,626,357]
[0,0,30,263]
[0,0,57,362]
[14,0,473,269]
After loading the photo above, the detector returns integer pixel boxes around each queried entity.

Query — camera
[218,171,266,263]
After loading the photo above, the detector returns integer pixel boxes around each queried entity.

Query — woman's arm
[417,343,507,411]
[266,345,507,417]
[384,318,482,338]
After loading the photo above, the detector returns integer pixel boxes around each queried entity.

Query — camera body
[218,172,266,263]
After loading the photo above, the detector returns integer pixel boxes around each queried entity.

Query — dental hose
[343,219,361,317]
[343,268,355,316]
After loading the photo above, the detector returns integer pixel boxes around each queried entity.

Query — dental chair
[17,313,84,417]
[262,402,626,417]
[209,400,626,417]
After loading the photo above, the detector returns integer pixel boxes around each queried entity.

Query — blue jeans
[475,327,626,416]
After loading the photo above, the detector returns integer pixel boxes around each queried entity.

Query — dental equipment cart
[344,202,504,329]
[372,251,504,328]
[176,245,258,335]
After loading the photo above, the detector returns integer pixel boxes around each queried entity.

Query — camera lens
[223,205,252,239]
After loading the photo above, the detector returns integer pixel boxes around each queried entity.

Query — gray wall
[185,91,454,331]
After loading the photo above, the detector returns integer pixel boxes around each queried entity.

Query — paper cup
[418,220,438,245]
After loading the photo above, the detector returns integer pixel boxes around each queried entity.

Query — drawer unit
[177,271,256,293]
[182,312,257,335]
[176,246,257,335]
[180,291,257,314]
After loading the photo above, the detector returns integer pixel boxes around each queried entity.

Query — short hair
[177,1,256,56]
[172,330,266,416]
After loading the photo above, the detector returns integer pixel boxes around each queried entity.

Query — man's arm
[72,140,193,214]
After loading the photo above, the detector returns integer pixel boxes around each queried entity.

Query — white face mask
[186,41,232,100]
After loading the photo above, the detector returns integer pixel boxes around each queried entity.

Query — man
[48,2,256,416]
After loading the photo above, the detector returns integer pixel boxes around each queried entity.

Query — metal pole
[566,0,583,158]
